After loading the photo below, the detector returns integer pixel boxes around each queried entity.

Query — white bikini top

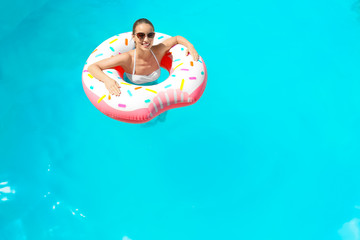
[125,48,161,84]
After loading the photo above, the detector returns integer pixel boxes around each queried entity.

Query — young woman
[88,18,199,96]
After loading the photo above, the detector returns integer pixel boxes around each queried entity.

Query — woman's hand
[104,78,121,96]
[185,47,199,61]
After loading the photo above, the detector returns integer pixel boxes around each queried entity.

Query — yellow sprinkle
[88,73,93,79]
[109,38,118,44]
[180,79,184,90]
[173,63,183,71]
[97,95,106,103]
[145,89,157,94]
[121,82,132,85]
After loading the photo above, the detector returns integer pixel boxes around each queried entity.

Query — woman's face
[133,23,155,50]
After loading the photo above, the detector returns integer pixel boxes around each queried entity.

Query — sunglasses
[135,32,155,39]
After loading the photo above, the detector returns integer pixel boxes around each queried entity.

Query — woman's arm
[88,64,115,83]
[175,36,199,61]
[87,53,130,96]
[88,53,130,81]
[159,36,199,61]
[175,36,193,48]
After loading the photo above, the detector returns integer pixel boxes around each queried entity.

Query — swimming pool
[1,0,360,239]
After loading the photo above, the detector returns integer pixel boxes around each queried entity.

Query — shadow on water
[352,1,360,20]
[141,111,168,128]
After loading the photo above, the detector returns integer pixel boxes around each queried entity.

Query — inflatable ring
[82,32,207,124]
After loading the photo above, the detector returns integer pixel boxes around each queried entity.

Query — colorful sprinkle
[127,90,132,96]
[174,59,181,62]
[125,38,128,45]
[181,69,189,71]
[95,53,103,58]
[83,70,88,72]
[198,59,202,63]
[145,89,157,94]
[88,73,93,79]
[201,71,204,75]
[97,95,106,103]
[158,36,164,39]
[108,95,111,100]
[118,104,126,108]
[106,71,113,74]
[135,87,142,90]
[164,84,172,88]
[173,63,183,71]
[189,77,196,80]
[190,61,194,66]
[109,38,118,44]
[92,49,97,53]
[180,79,184,90]
[110,47,115,52]
[171,75,176,77]
[121,82,131,85]
[90,86,93,90]
[145,99,150,103]
[181,48,184,51]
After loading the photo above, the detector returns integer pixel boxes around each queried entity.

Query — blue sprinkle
[171,75,176,77]
[118,77,121,79]
[164,84,172,88]
[145,99,150,103]
[127,90,132,97]
[158,36,164,39]
[198,60,202,63]
[95,53,103,57]
[201,71,204,75]
[90,86,94,90]
[85,62,87,65]
[181,48,184,51]
[110,47,115,52]
[174,59,180,62]
[107,71,113,74]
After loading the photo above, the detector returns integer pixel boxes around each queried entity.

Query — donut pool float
[82,32,207,124]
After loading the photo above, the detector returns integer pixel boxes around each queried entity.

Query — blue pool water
[1,0,360,239]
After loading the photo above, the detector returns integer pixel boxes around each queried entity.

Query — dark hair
[132,18,155,48]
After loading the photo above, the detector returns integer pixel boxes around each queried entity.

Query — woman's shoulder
[126,49,134,57]
[152,44,169,60]
[152,44,164,53]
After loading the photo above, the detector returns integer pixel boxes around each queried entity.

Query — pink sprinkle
[118,104,126,108]
[83,70,89,72]
[180,69,189,71]
[189,77,197,80]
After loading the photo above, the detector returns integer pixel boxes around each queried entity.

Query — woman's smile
[141,42,150,48]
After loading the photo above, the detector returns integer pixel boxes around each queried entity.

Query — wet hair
[132,18,155,48]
